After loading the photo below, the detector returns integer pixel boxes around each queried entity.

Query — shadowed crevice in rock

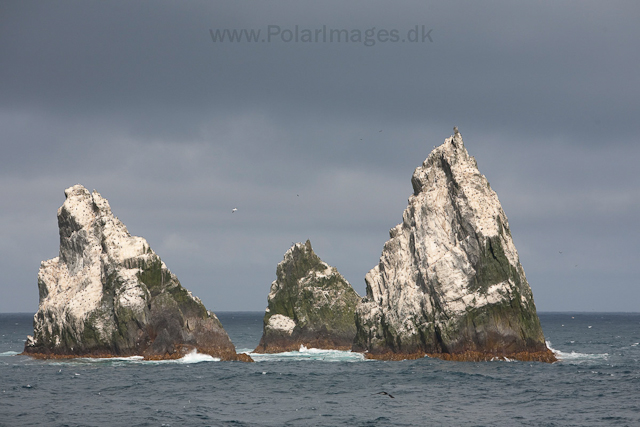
[254,240,361,353]
[353,130,555,363]
[23,184,252,362]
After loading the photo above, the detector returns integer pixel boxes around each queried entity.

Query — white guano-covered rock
[266,314,296,336]
[24,184,245,361]
[353,131,550,360]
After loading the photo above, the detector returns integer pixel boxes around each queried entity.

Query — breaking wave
[170,350,220,364]
[58,350,220,365]
[546,341,609,363]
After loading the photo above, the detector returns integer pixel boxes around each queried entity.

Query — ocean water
[1,312,639,426]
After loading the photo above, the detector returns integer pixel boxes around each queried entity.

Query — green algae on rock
[23,184,251,362]
[254,240,361,353]
[353,130,555,362]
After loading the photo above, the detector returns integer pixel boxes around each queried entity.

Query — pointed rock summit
[254,240,361,353]
[353,130,555,362]
[24,185,251,361]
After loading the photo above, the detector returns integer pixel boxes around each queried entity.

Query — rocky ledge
[23,185,252,362]
[353,130,556,363]
[254,240,361,353]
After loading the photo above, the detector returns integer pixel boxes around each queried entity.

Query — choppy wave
[546,341,609,363]
[4,313,640,426]
[248,345,365,362]
[0,351,20,357]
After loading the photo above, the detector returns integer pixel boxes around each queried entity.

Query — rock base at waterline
[22,344,254,362]
[363,349,557,363]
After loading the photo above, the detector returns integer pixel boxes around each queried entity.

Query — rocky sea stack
[353,130,555,362]
[254,240,361,353]
[23,185,251,362]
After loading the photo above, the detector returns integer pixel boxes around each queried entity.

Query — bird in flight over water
[232,208,238,213]
[374,391,395,398]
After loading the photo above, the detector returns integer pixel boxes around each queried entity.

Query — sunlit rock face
[24,185,250,361]
[353,131,555,362]
[254,240,361,353]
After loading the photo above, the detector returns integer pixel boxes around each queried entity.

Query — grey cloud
[1,1,638,312]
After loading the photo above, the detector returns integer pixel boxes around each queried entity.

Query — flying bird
[374,391,395,398]
[232,208,238,213]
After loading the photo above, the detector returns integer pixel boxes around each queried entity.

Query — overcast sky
[1,1,638,313]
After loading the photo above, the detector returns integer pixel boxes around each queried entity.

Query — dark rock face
[353,132,555,362]
[23,185,251,361]
[254,240,361,353]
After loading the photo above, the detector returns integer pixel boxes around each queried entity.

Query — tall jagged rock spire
[353,132,555,362]
[24,184,251,361]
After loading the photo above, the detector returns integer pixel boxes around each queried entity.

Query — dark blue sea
[1,312,639,426]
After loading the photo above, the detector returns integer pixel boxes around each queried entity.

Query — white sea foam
[249,346,365,362]
[142,350,220,364]
[78,355,144,362]
[546,341,609,363]
[490,357,516,362]
[54,351,219,365]
[0,351,20,357]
